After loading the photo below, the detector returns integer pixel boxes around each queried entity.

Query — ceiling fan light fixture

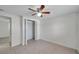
[28,5,50,17]
[37,12,42,17]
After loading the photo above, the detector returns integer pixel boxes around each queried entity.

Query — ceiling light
[37,12,42,17]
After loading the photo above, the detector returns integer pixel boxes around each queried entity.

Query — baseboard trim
[75,50,79,54]
[41,39,77,51]
[0,36,9,39]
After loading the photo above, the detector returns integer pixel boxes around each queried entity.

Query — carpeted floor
[0,39,77,54]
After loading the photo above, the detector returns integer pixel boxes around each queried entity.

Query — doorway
[27,20,35,41]
[0,16,11,48]
[22,18,40,45]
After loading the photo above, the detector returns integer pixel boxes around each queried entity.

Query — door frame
[26,20,35,40]
[22,17,40,45]
[0,16,12,47]
[25,19,37,45]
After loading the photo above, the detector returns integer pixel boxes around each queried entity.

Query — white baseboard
[41,39,76,50]
[0,36,9,39]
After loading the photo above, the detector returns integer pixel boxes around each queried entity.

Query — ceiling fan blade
[28,8,36,12]
[40,5,45,11]
[32,13,37,16]
[37,8,40,12]
[42,12,50,14]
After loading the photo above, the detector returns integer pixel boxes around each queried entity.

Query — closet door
[27,21,33,40]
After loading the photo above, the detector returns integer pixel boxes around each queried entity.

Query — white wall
[0,17,10,38]
[0,13,21,47]
[11,16,21,47]
[77,13,79,51]
[40,13,77,49]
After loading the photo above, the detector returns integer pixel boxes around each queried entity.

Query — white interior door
[27,20,33,40]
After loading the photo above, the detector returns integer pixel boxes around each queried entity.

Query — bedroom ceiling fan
[28,5,50,17]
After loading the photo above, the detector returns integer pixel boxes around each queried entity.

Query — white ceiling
[0,5,79,19]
